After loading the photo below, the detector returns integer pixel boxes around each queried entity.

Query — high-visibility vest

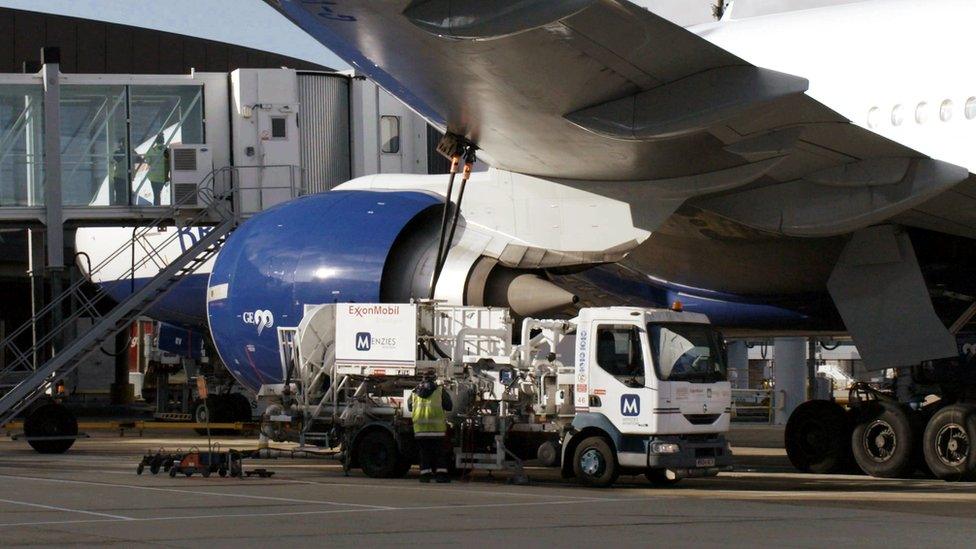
[147,144,168,183]
[410,386,446,434]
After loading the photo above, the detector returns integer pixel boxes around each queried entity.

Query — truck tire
[645,469,681,487]
[357,430,399,478]
[922,404,976,481]
[851,401,916,478]
[225,393,253,422]
[785,400,852,473]
[572,436,619,488]
[24,403,77,454]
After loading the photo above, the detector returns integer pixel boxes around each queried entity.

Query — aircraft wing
[271,0,976,239]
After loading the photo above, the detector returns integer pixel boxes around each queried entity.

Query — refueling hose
[429,146,477,299]
[429,155,461,299]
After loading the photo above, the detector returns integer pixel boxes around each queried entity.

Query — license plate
[695,457,716,467]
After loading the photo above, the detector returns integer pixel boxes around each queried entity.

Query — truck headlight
[650,442,680,454]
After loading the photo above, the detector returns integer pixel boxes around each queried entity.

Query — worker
[145,133,170,206]
[108,139,128,206]
[408,368,453,483]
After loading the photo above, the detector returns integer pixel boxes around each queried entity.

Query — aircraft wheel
[851,401,916,478]
[573,436,619,488]
[785,400,852,473]
[922,404,976,481]
[24,403,77,454]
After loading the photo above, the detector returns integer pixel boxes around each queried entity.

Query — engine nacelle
[207,189,579,392]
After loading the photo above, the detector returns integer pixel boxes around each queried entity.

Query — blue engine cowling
[207,190,441,393]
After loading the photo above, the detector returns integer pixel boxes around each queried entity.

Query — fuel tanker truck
[242,301,732,487]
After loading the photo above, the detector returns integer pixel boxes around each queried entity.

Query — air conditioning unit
[169,144,213,207]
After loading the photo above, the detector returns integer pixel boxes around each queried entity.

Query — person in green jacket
[145,134,169,206]
[408,369,453,483]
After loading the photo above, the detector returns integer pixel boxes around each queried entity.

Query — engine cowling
[207,189,580,393]
[207,190,441,391]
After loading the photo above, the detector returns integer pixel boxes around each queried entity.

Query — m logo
[242,309,274,336]
[620,394,640,417]
[355,332,372,351]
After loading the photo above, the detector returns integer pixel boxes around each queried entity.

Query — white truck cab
[564,306,733,486]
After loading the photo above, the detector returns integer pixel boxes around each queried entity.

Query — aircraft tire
[922,403,976,481]
[785,400,852,473]
[851,401,916,478]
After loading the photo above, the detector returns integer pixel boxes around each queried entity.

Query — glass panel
[129,85,204,206]
[595,325,645,387]
[380,115,400,154]
[648,323,727,383]
[0,84,44,206]
[60,85,128,206]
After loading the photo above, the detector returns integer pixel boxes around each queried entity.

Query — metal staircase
[0,174,240,427]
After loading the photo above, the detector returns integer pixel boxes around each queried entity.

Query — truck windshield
[647,323,726,383]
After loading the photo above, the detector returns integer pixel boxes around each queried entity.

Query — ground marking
[0,473,393,510]
[0,497,133,521]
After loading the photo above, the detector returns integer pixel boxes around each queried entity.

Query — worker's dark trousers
[416,434,448,475]
[150,180,166,206]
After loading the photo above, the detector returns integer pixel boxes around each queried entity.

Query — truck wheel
[24,403,77,454]
[357,430,399,478]
[785,400,851,473]
[573,436,619,488]
[225,393,253,423]
[922,404,976,481]
[645,469,681,487]
[392,454,412,478]
[851,401,916,478]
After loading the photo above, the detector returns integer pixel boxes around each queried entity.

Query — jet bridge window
[380,115,400,154]
[595,325,645,387]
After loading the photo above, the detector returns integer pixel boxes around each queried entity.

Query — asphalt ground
[1,426,976,547]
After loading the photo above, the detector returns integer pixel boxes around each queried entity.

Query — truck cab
[564,306,733,487]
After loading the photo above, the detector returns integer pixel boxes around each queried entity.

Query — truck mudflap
[616,434,732,472]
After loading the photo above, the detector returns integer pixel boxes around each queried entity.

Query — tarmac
[2,425,976,547]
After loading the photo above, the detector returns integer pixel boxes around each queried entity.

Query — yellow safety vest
[147,144,168,183]
[410,386,446,435]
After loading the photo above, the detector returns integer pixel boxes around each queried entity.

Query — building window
[915,102,929,124]
[380,115,400,154]
[891,104,904,127]
[271,117,287,139]
[940,100,954,122]
[867,107,881,128]
[966,97,976,120]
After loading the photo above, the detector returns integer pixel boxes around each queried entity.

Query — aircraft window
[966,97,976,120]
[891,105,904,127]
[380,115,401,154]
[940,100,954,122]
[867,107,881,128]
[595,325,645,387]
[915,102,929,124]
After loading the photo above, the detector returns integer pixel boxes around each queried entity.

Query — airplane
[77,0,976,479]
